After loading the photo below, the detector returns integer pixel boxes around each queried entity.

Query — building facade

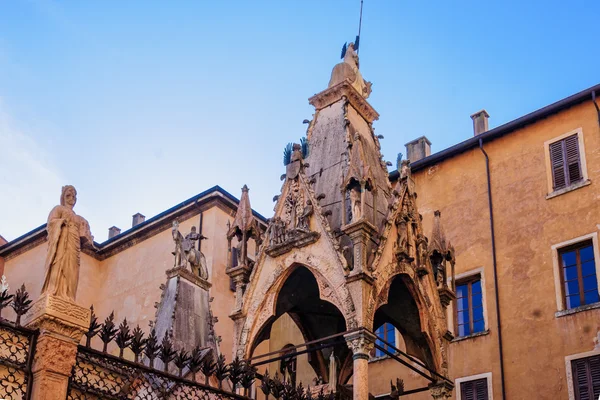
[0,50,599,399]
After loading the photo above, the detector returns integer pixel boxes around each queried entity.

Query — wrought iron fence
[0,281,37,400]
[67,345,251,400]
[67,308,349,400]
[67,307,256,400]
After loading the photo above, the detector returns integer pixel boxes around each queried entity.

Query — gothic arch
[240,261,354,359]
[370,272,444,373]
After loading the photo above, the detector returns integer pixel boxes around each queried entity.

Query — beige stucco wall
[3,242,102,322]
[412,100,600,398]
[1,203,240,361]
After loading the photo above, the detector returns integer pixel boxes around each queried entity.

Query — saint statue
[349,187,362,222]
[41,185,95,301]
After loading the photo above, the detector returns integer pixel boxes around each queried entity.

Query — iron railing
[0,282,37,400]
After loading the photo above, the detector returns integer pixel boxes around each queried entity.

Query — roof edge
[0,185,268,258]
[409,83,600,172]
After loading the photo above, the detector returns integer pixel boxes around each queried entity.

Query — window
[559,240,599,309]
[374,323,395,358]
[456,276,485,337]
[571,354,600,399]
[549,133,583,190]
[460,378,489,400]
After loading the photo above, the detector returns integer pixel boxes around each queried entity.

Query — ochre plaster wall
[412,101,600,398]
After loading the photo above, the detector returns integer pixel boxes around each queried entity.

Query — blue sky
[1,1,598,242]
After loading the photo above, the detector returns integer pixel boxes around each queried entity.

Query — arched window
[374,323,396,358]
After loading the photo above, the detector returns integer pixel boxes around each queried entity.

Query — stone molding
[166,266,212,290]
[309,81,379,123]
[24,294,90,342]
[265,230,320,257]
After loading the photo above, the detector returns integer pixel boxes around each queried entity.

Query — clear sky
[1,1,598,242]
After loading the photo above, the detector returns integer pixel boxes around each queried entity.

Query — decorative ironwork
[67,308,256,399]
[67,346,252,400]
[0,281,37,400]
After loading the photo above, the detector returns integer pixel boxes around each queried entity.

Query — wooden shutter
[460,378,488,400]
[572,355,600,400]
[565,134,582,184]
[550,140,566,189]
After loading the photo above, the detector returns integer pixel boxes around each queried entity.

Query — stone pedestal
[154,266,213,372]
[23,295,90,400]
[344,329,375,400]
[342,219,377,276]
[227,264,252,315]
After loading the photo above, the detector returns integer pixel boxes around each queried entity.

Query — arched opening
[249,266,350,393]
[373,274,435,369]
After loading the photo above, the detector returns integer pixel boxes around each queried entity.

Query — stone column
[344,329,375,400]
[24,295,90,400]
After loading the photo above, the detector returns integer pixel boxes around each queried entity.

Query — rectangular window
[549,133,583,190]
[374,323,395,358]
[460,378,489,400]
[559,240,599,309]
[456,276,485,337]
[572,354,600,399]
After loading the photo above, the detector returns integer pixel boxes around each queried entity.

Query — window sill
[555,302,600,318]
[369,354,392,363]
[451,330,490,343]
[546,179,591,200]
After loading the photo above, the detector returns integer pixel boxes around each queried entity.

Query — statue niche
[41,185,96,302]
[172,220,209,280]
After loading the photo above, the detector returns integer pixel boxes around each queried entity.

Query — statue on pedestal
[41,185,95,302]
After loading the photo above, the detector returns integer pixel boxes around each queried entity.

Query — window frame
[552,233,600,314]
[566,348,600,400]
[373,322,396,358]
[558,240,599,309]
[455,372,493,400]
[544,128,590,199]
[453,270,487,338]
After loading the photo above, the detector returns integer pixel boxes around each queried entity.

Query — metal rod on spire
[357,0,364,54]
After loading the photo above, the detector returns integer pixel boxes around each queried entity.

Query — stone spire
[428,211,456,307]
[226,185,261,317]
[305,46,391,276]
[227,185,259,242]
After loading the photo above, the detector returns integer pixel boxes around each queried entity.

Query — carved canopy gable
[365,174,451,375]
[233,160,356,359]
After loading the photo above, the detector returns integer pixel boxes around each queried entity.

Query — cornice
[1,187,267,261]
[308,80,379,123]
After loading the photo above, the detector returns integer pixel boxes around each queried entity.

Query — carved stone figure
[328,42,372,98]
[297,200,313,231]
[41,185,95,301]
[349,187,362,222]
[183,226,209,280]
[400,159,410,180]
[172,221,185,268]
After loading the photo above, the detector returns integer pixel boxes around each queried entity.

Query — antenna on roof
[356,0,364,54]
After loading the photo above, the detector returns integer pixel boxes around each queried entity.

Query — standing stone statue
[349,187,362,222]
[41,185,95,302]
[297,200,314,231]
[172,221,185,268]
